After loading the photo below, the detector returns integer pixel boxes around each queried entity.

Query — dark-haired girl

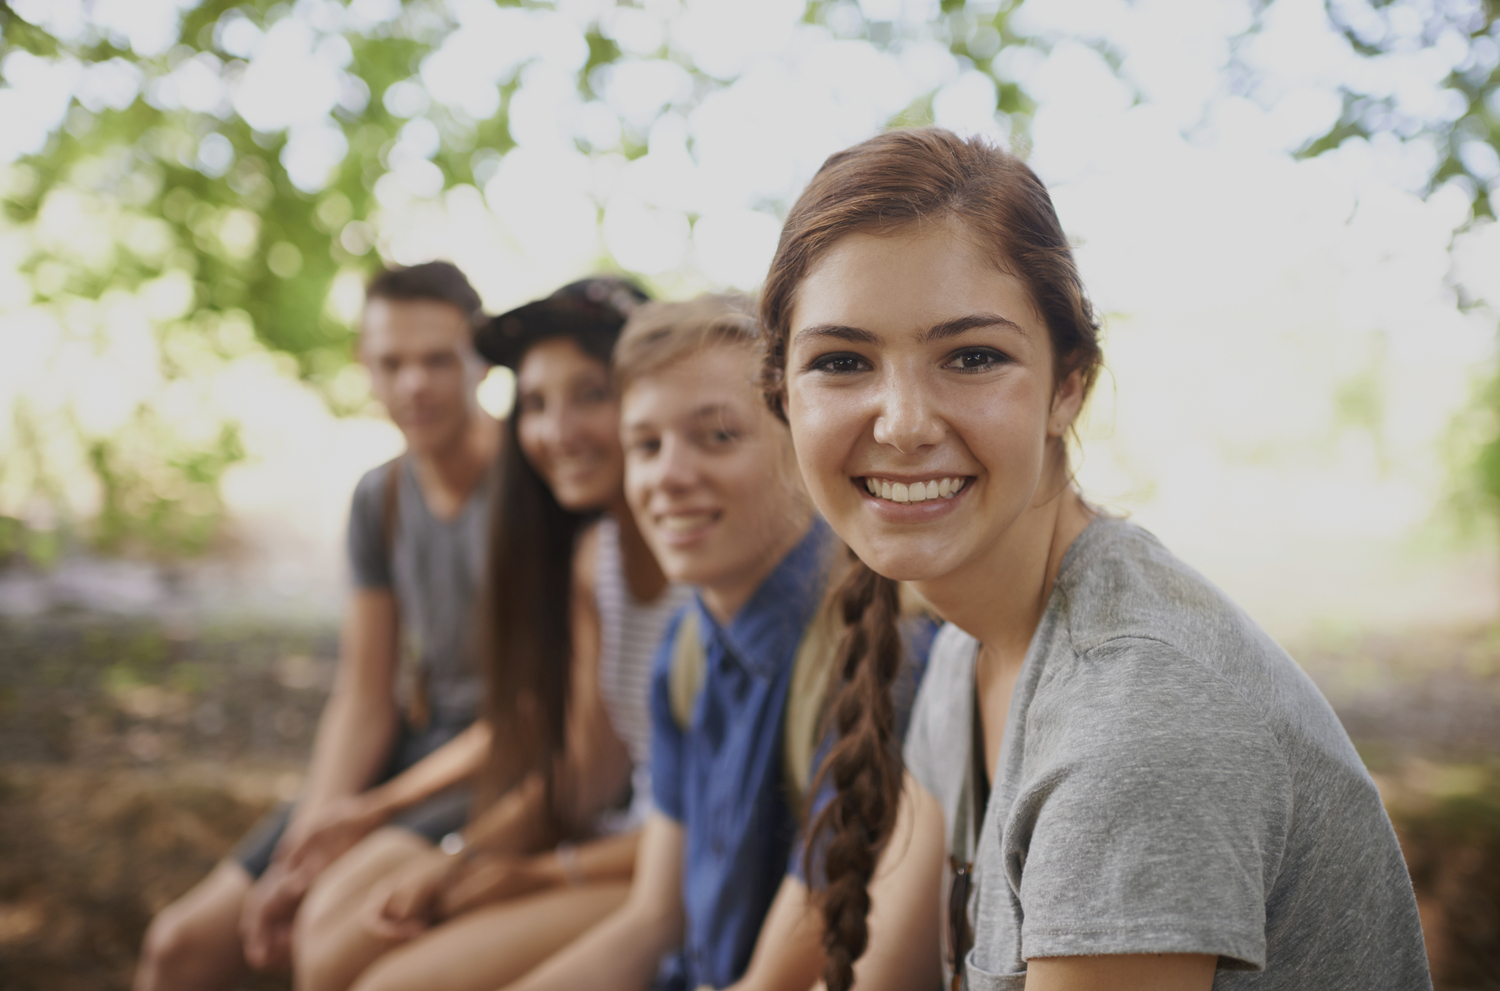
[294,278,691,991]
[763,128,1431,991]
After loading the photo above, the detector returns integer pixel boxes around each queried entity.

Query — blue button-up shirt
[650,517,833,991]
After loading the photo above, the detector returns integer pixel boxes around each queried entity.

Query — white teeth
[863,476,967,503]
[661,513,713,532]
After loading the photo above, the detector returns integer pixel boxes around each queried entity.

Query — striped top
[593,515,692,828]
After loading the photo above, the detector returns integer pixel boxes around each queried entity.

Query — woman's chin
[849,541,953,584]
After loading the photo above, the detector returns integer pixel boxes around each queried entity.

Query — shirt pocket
[964,956,1027,991]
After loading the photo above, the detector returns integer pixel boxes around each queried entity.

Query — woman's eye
[810,352,869,374]
[945,347,1007,372]
[630,438,660,456]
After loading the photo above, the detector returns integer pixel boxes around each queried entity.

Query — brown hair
[760,127,1103,991]
[477,278,646,829]
[612,293,761,394]
[365,261,482,321]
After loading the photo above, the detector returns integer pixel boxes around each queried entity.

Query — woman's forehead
[791,228,1038,341]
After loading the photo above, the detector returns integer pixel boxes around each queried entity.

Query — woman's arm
[439,829,642,917]
[841,774,945,991]
[726,772,945,991]
[1024,955,1216,990]
[502,814,686,991]
[724,876,824,991]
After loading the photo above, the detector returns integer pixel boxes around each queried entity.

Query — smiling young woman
[761,128,1432,991]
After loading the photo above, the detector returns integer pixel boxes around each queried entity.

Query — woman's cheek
[788,395,854,509]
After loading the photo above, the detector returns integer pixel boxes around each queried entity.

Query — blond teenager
[136,262,501,991]
[762,128,1431,991]
[293,278,692,991]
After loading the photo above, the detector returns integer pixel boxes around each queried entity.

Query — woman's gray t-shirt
[347,458,492,728]
[904,517,1430,990]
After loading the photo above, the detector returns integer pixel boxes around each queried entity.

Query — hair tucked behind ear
[807,549,905,991]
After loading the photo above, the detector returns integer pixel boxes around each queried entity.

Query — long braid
[807,550,904,991]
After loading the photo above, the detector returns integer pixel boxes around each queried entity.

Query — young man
[134,261,502,991]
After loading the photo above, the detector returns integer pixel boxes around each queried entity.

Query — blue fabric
[650,517,832,991]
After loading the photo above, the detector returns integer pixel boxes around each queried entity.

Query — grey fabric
[347,458,492,726]
[905,516,1430,990]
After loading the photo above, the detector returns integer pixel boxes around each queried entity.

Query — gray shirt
[905,517,1430,991]
[348,458,493,728]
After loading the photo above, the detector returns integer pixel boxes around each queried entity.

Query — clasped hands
[239,795,387,971]
[360,847,555,941]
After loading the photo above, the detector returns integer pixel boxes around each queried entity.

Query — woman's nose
[871,374,944,453]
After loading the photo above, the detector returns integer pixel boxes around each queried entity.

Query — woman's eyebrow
[919,312,1025,342]
[792,323,880,346]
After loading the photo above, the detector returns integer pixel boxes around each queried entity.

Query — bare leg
[134,860,252,991]
[352,883,631,991]
[295,828,433,991]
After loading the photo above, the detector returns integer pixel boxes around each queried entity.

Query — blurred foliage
[0,0,1031,562]
[1283,0,1499,219]
[1264,0,1500,529]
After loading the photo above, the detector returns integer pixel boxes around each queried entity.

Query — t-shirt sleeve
[902,623,964,802]
[648,607,689,823]
[998,639,1293,970]
[347,464,394,589]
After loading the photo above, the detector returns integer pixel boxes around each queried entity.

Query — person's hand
[279,794,387,880]
[360,849,455,942]
[240,862,308,972]
[439,852,552,918]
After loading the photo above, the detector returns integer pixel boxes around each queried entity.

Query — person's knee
[135,862,250,991]
[293,943,336,991]
[348,955,422,991]
[137,902,235,990]
[292,908,362,991]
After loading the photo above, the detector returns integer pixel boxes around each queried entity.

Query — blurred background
[1,0,1498,987]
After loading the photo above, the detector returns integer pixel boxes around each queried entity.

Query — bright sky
[1,0,1498,636]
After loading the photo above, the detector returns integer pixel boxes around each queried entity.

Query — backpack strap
[781,602,842,819]
[668,608,705,731]
[380,455,430,731]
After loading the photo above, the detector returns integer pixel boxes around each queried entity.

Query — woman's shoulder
[573,518,605,598]
[1041,517,1359,771]
[1055,516,1276,667]
[903,622,978,792]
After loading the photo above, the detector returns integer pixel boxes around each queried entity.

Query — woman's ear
[1048,366,1084,438]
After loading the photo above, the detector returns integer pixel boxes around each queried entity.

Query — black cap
[475,275,650,369]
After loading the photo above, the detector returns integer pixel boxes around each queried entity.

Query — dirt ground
[1,613,1498,990]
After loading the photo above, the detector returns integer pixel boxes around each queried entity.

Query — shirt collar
[692,516,833,681]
